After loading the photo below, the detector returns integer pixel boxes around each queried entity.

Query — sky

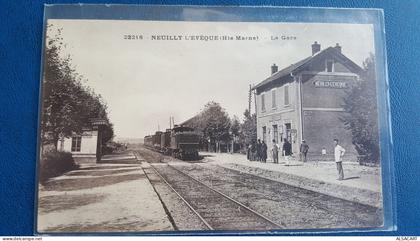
[46,19,374,139]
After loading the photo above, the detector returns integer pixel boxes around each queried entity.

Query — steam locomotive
[144,125,200,160]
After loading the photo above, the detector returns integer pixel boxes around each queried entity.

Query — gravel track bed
[142,165,210,231]
[222,162,382,208]
[152,164,281,231]
[133,146,164,163]
[173,163,383,230]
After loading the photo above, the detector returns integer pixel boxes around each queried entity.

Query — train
[144,125,200,160]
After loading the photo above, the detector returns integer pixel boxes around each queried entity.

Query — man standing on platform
[334,138,346,180]
[261,140,267,163]
[283,138,292,165]
[300,140,309,162]
[256,139,262,162]
[272,139,279,164]
[250,140,257,161]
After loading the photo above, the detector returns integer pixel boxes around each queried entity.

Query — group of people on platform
[245,138,347,180]
[247,138,308,163]
[246,139,268,162]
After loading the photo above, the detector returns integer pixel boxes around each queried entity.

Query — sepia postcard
[36,5,393,234]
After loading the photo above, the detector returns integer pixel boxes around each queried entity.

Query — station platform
[37,161,173,232]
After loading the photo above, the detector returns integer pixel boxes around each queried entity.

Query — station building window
[71,136,82,152]
[326,60,334,72]
[262,126,267,143]
[273,125,278,143]
[272,89,276,108]
[284,85,289,106]
[261,94,266,112]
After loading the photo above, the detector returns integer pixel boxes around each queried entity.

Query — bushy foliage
[240,109,257,146]
[230,115,241,137]
[342,54,380,164]
[197,101,231,143]
[39,151,78,182]
[184,103,257,153]
[40,24,114,150]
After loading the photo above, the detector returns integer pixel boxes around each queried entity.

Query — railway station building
[252,42,363,161]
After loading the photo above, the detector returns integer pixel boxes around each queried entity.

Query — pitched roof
[180,114,200,126]
[252,47,363,91]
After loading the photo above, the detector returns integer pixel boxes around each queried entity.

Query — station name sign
[314,80,348,89]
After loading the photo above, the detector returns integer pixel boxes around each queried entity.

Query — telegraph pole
[253,86,257,115]
[248,84,252,113]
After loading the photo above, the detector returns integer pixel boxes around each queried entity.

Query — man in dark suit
[261,140,267,163]
[300,140,309,162]
[256,139,262,161]
[283,138,292,165]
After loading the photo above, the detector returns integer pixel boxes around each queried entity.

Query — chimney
[271,64,278,75]
[311,41,321,55]
[334,43,342,53]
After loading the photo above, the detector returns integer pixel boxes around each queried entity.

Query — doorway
[285,123,292,142]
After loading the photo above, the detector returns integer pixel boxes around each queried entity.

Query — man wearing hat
[300,140,309,162]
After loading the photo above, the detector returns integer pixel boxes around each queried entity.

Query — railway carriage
[160,129,172,155]
[144,135,153,148]
[153,131,163,150]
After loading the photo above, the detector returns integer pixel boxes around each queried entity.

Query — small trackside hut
[253,42,363,161]
[57,118,109,164]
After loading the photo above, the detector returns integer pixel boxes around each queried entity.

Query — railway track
[137,148,380,229]
[174,163,381,229]
[149,163,285,231]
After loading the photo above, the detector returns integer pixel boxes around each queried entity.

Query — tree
[195,102,231,152]
[79,89,115,145]
[342,53,380,164]
[230,115,241,137]
[41,26,84,149]
[101,122,115,145]
[240,109,257,147]
[41,25,114,151]
[229,115,241,152]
